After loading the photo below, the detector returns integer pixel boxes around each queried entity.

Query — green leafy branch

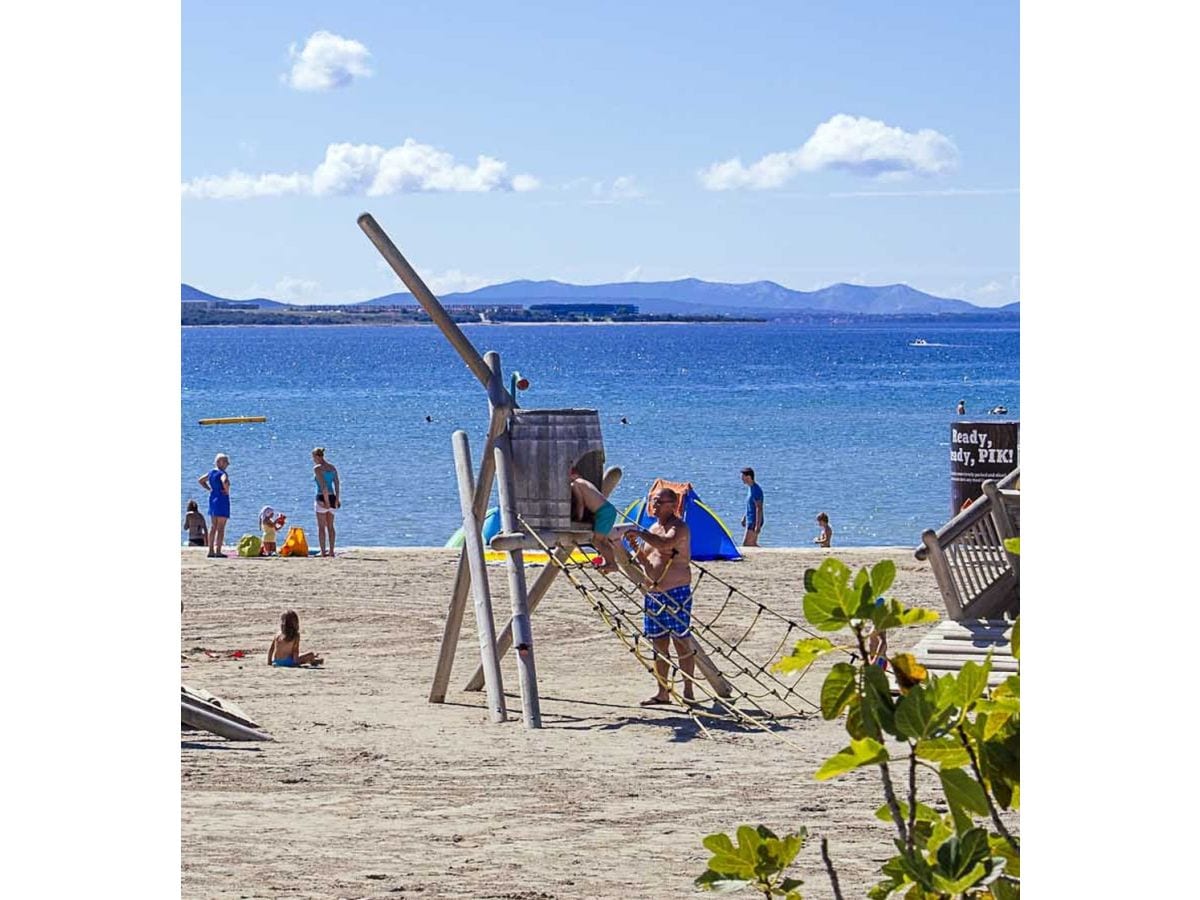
[700,557,1020,899]
[695,825,808,898]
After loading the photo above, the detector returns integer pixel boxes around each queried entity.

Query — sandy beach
[182,546,964,899]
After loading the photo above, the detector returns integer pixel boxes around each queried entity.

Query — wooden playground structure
[356,213,732,729]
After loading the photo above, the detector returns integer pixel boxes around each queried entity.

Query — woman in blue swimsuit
[198,452,231,557]
[312,447,341,557]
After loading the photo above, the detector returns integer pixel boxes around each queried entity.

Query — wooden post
[428,401,509,702]
[357,214,509,402]
[493,431,542,729]
[463,544,571,692]
[452,431,507,723]
[464,465,626,691]
[685,637,735,698]
[600,465,623,497]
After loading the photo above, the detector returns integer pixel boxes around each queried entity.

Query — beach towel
[280,526,309,558]
[236,534,262,558]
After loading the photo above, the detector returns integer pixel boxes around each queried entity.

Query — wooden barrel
[950,420,1019,515]
[508,409,605,531]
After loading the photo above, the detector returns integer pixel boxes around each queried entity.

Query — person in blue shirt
[740,467,764,547]
[197,453,231,558]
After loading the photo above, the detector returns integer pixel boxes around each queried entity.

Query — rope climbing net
[518,516,857,741]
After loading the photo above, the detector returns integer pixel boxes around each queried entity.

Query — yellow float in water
[198,416,267,425]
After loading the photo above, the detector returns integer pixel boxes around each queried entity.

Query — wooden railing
[915,470,1020,621]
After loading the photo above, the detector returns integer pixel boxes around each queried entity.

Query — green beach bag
[237,534,262,558]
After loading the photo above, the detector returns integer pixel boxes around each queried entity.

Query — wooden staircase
[911,470,1019,682]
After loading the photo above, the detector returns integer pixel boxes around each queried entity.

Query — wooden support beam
[492,404,542,729]
[464,544,571,692]
[428,387,510,702]
[357,213,509,402]
[600,465,623,497]
[686,638,734,698]
[452,430,507,723]
[181,697,273,742]
[489,532,535,552]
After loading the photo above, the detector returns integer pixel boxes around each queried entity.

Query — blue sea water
[181,322,1018,548]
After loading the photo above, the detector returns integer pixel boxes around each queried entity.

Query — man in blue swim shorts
[627,487,698,706]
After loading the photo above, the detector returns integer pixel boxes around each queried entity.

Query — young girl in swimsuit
[267,610,324,667]
[813,512,833,548]
[183,499,208,547]
[259,506,286,555]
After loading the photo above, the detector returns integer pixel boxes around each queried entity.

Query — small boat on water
[909,338,929,347]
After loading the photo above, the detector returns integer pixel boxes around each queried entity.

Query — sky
[183,1,1019,305]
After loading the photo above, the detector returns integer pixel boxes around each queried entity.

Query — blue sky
[183,1,1018,305]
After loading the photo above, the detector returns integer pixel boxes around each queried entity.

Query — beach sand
[181,546,961,899]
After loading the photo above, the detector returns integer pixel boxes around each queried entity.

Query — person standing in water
[312,447,341,557]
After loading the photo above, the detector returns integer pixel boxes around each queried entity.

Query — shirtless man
[570,465,621,573]
[627,487,697,706]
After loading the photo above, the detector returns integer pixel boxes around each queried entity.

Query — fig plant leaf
[774,637,837,674]
[815,738,888,781]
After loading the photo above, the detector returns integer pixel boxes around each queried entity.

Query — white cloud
[284,31,372,91]
[274,276,320,301]
[699,114,959,190]
[182,140,539,199]
[583,175,648,205]
[590,175,645,203]
[181,170,310,199]
[623,265,643,281]
[374,261,494,296]
[423,269,494,295]
[829,187,1018,198]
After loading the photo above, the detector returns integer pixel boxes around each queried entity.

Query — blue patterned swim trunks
[643,584,693,638]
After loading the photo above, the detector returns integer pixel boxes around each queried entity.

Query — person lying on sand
[268,610,324,667]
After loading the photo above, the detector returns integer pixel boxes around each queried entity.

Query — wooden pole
[357,213,511,404]
[600,465,623,497]
[493,431,542,728]
[463,544,570,692]
[452,430,508,723]
[428,382,510,702]
[464,465,626,691]
[181,698,273,742]
[686,637,734,698]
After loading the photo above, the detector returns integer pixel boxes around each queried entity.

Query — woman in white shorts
[312,447,341,557]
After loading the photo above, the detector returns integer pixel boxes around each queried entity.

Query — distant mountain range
[182,279,1018,318]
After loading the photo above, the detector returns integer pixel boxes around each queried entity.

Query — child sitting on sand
[259,506,287,556]
[183,499,208,547]
[813,512,833,547]
[267,610,324,667]
[570,465,621,573]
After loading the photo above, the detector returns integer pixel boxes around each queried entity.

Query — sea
[182,321,1019,548]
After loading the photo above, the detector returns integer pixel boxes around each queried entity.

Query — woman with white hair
[198,452,231,558]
